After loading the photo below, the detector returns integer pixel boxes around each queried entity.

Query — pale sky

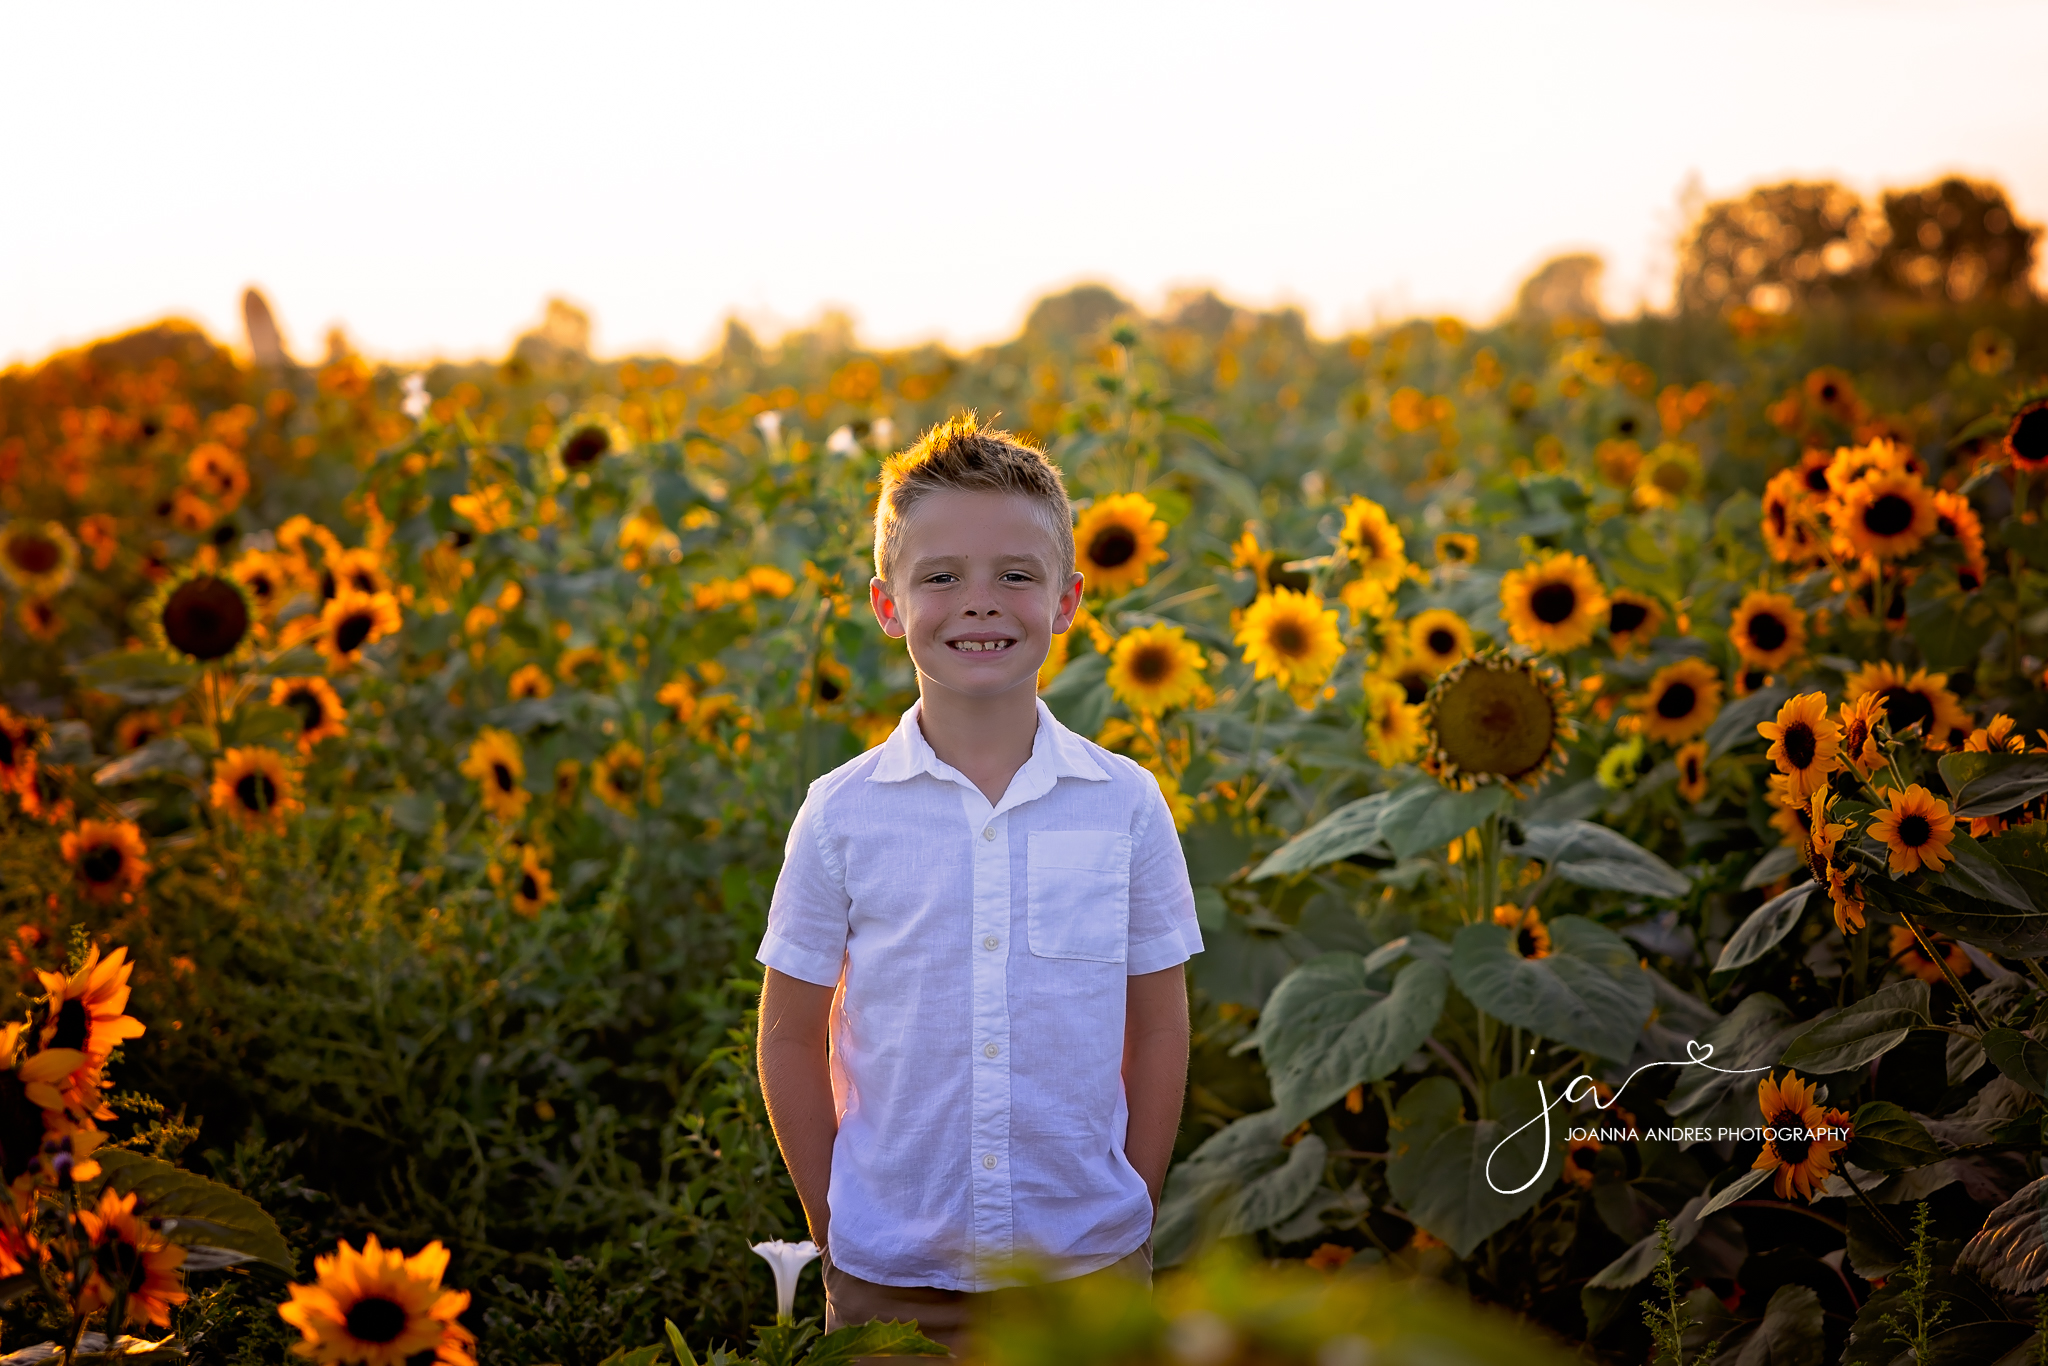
[4,1,2044,366]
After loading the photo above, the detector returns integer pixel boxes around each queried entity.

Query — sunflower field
[4,175,2048,1364]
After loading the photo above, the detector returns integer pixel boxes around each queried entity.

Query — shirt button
[982,1154,998,1170]
[983,1043,999,1058]
[983,935,999,951]
[982,827,995,841]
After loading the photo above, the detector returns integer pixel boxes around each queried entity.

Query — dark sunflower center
[1898,813,1932,847]
[1819,382,1840,404]
[1398,671,1428,705]
[1878,686,1933,734]
[561,427,612,469]
[344,1295,410,1344]
[7,536,59,574]
[1531,582,1577,625]
[96,1238,145,1292]
[0,732,13,765]
[1355,531,1380,560]
[1131,646,1173,684]
[335,612,374,654]
[1768,501,1788,536]
[1570,1145,1597,1171]
[1656,683,1698,720]
[80,846,124,886]
[1768,1109,1811,1166]
[491,762,514,793]
[1783,722,1817,769]
[249,573,276,602]
[611,765,640,791]
[2012,405,2048,464]
[1516,928,1542,958]
[1270,621,1307,656]
[320,569,337,600]
[1427,629,1457,656]
[1803,465,1831,493]
[520,873,540,900]
[285,690,323,731]
[1088,526,1137,569]
[162,576,250,660]
[51,997,89,1051]
[1746,613,1788,651]
[1682,754,1701,783]
[349,569,377,593]
[235,772,278,813]
[1959,564,1982,591]
[1863,494,1915,538]
[815,672,843,703]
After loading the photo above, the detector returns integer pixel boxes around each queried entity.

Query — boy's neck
[916,681,1041,806]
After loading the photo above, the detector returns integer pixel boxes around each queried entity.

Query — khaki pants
[821,1243,1153,1357]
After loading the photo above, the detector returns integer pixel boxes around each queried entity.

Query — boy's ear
[1052,571,1084,634]
[870,577,907,638]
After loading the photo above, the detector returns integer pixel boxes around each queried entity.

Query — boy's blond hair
[872,415,1073,582]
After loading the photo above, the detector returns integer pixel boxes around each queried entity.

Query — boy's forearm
[758,969,839,1246]
[1123,965,1192,1213]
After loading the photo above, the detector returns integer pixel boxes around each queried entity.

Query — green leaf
[1741,845,1807,890]
[1254,954,1449,1125]
[1217,1134,1328,1237]
[666,1319,698,1366]
[752,1320,822,1366]
[1733,1284,1825,1366]
[1696,1166,1775,1219]
[92,737,203,786]
[1449,916,1653,1060]
[597,1349,670,1366]
[93,1148,292,1272]
[1380,781,1511,861]
[1705,685,1790,760]
[1248,792,1393,879]
[803,1320,950,1365]
[1925,830,2036,910]
[1668,994,1803,1129]
[1511,821,1691,899]
[1713,883,1814,974]
[1153,1109,1296,1265]
[68,649,198,706]
[1862,850,2048,956]
[1982,1028,2048,1097]
[1958,1173,2048,1292]
[1844,1101,1942,1172]
[1385,1075,1555,1258]
[1588,1193,1720,1290]
[1778,979,1930,1075]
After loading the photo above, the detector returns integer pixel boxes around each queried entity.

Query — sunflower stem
[1902,911,1989,1031]
[1838,1163,1906,1250]
[2021,955,2048,998]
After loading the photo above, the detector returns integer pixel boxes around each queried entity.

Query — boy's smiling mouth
[947,635,1017,654]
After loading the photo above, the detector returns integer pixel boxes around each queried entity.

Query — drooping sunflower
[1493,904,1551,959]
[1868,784,1956,875]
[1757,692,1840,804]
[1888,925,1972,986]
[60,821,149,905]
[1339,496,1407,589]
[1362,677,1425,768]
[506,664,554,701]
[1604,589,1665,654]
[1842,661,1970,750]
[270,677,348,752]
[1421,650,1575,794]
[79,1187,189,1329]
[512,845,555,917]
[1074,493,1169,596]
[1631,658,1722,745]
[591,741,656,814]
[2005,397,2048,471]
[1499,551,1608,653]
[0,521,80,597]
[1235,586,1344,707]
[1826,864,1866,937]
[278,1235,476,1366]
[1730,590,1807,671]
[460,728,529,824]
[549,412,633,481]
[209,746,302,833]
[1632,442,1703,509]
[1805,788,1854,885]
[1833,471,1938,561]
[1752,1072,1847,1201]
[1435,532,1479,566]
[1760,470,1823,566]
[1406,610,1472,673]
[1766,772,1813,849]
[313,590,402,668]
[1106,624,1209,716]
[1675,740,1709,803]
[147,569,254,664]
[1836,691,1888,779]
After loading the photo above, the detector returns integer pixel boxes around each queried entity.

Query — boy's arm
[758,967,839,1247]
[1122,963,1191,1214]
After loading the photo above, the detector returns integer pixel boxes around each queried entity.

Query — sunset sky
[4,0,2044,364]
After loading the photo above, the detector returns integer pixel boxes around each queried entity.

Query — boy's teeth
[952,639,1014,652]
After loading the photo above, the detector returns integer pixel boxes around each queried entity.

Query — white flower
[826,425,858,455]
[756,411,782,443]
[400,373,430,420]
[871,417,895,449]
[750,1239,820,1322]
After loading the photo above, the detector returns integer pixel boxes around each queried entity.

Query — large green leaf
[1248,792,1393,879]
[1511,821,1691,899]
[1713,883,1814,974]
[1696,1166,1775,1219]
[68,649,197,706]
[92,737,202,786]
[1861,843,2048,956]
[1217,1134,1328,1237]
[1379,781,1511,861]
[1153,1110,1311,1265]
[1844,1101,1943,1172]
[1254,954,1449,1126]
[1939,751,2048,819]
[94,1148,292,1272]
[1385,1075,1555,1258]
[1705,685,1790,760]
[804,1320,950,1365]
[1666,994,1803,1130]
[1449,917,1653,1060]
[1727,1284,1825,1366]
[1982,1028,2048,1097]
[1778,980,1930,1075]
[1958,1174,2048,1293]
[1926,830,2036,911]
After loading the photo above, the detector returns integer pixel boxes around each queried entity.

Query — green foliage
[1880,1203,1951,1361]
[1641,1220,1719,1366]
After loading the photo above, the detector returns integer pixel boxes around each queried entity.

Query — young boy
[755,416,1201,1349]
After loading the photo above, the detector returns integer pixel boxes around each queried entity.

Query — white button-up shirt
[758,699,1202,1291]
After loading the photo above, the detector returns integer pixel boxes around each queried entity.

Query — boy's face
[870,489,1082,706]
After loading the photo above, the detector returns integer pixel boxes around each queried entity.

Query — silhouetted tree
[1676,181,1884,314]
[1873,177,2039,304]
[1516,254,1604,322]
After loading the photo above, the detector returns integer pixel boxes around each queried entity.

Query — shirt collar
[868,698,1110,787]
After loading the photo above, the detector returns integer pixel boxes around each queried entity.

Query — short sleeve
[757,791,851,987]
[1125,775,1203,975]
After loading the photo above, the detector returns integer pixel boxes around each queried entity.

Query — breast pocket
[1027,830,1131,963]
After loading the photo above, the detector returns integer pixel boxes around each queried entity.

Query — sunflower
[1805,368,1865,426]
[147,569,254,664]
[17,597,61,642]
[1760,470,1822,566]
[278,1235,475,1366]
[313,590,402,668]
[1150,768,1195,832]
[209,746,301,833]
[1235,587,1344,707]
[1375,646,1436,706]
[1597,735,1646,791]
[1106,624,1208,716]
[1363,677,1425,767]
[169,488,218,533]
[1966,715,2028,755]
[1406,610,1472,673]
[506,664,554,701]
[1805,787,1853,884]
[2006,398,2048,471]
[1757,692,1840,804]
[0,521,79,597]
[270,677,348,752]
[1888,925,1972,986]
[512,845,555,917]
[1631,658,1722,744]
[1339,496,1407,589]
[1869,784,1956,875]
[1675,740,1709,803]
[1595,438,1643,489]
[114,711,164,753]
[1842,661,1970,750]
[556,646,615,690]
[1435,532,1478,566]
[1932,489,1986,560]
[77,513,117,570]
[36,943,146,1064]
[1751,1072,1847,1201]
[229,548,297,618]
[1493,904,1551,959]
[1562,1136,1600,1190]
[1826,864,1866,936]
[1074,493,1169,596]
[1632,442,1702,509]
[1421,650,1575,794]
[321,547,391,601]
[1499,552,1608,653]
[553,759,581,807]
[0,707,43,797]
[79,1187,189,1329]
[1037,626,1071,690]
[1836,692,1888,779]
[1767,772,1814,849]
[811,653,852,710]
[60,821,149,905]
[460,728,529,823]
[1604,589,1665,653]
[591,741,655,814]
[1833,471,1937,561]
[550,412,632,480]
[186,441,249,511]
[1730,590,1806,671]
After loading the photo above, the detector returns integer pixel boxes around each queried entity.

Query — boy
[755,416,1201,1350]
